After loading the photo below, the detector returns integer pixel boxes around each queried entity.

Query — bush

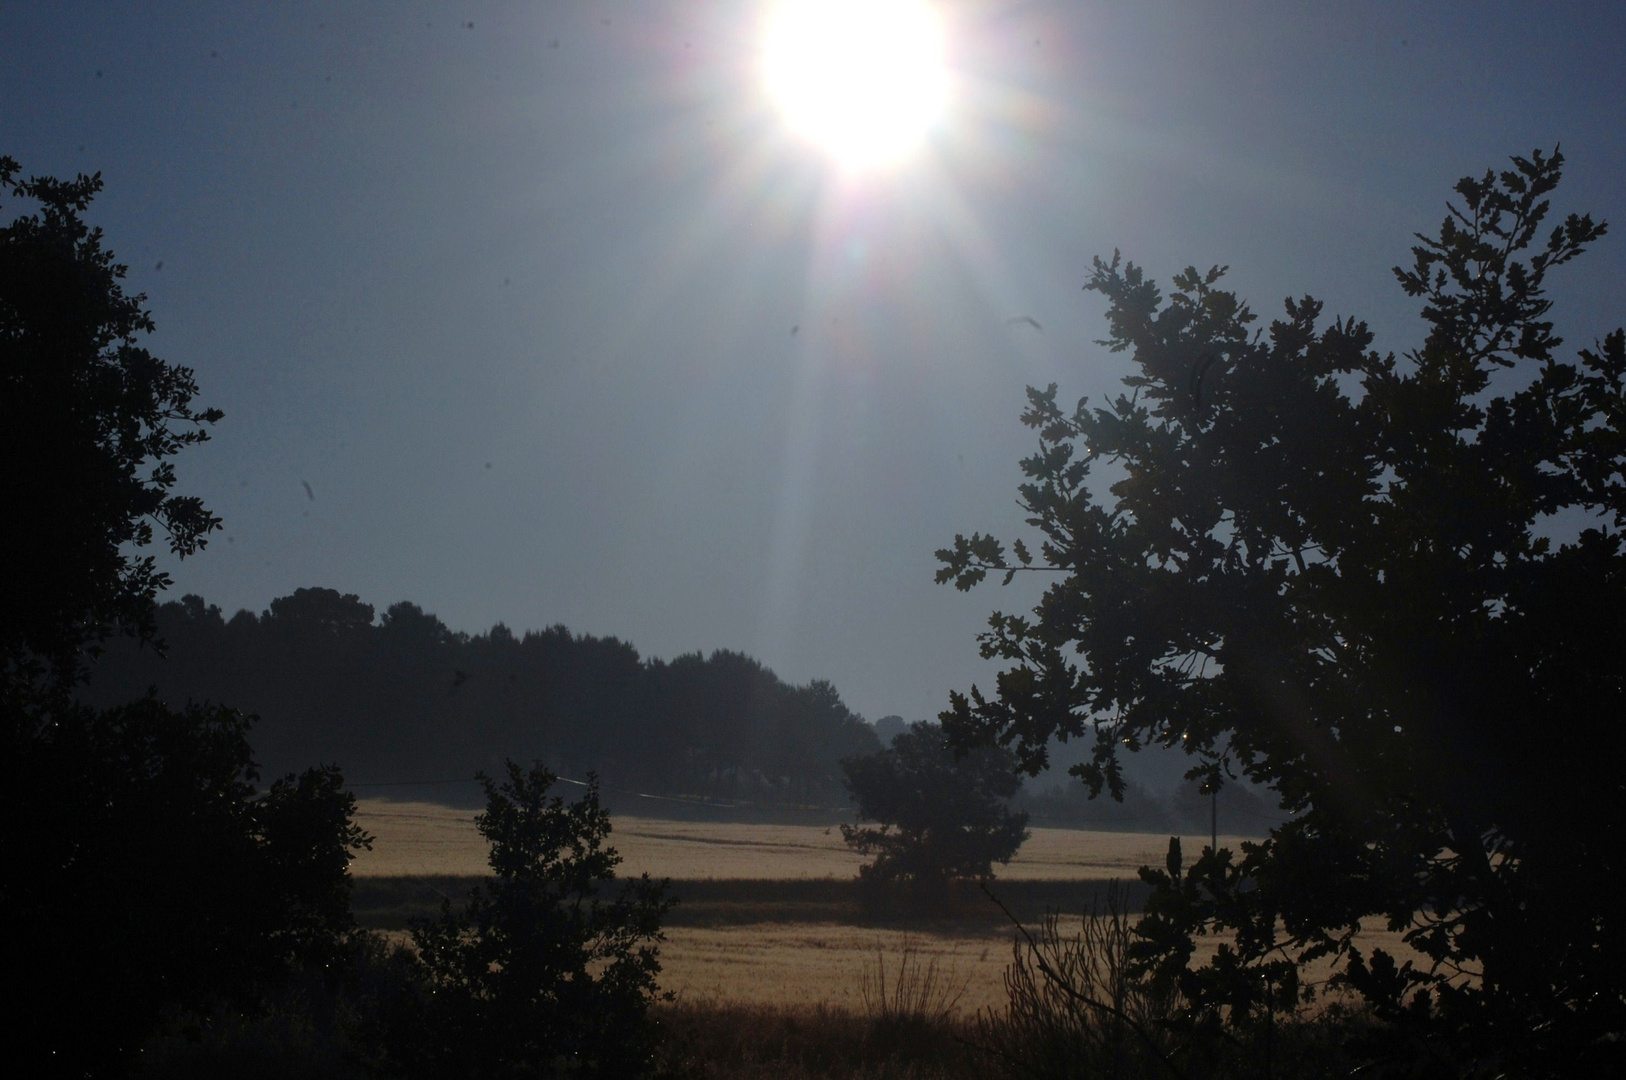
[0,694,371,1078]
[381,762,674,1079]
[841,722,1029,893]
[974,883,1180,1080]
[859,938,971,1066]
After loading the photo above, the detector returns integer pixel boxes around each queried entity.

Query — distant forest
[81,587,882,810]
[82,586,1284,830]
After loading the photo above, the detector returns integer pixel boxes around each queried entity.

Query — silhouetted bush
[975,875,1357,1080]
[1,694,371,1078]
[378,762,675,1079]
[841,721,1029,894]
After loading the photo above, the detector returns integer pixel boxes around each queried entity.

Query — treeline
[82,587,881,807]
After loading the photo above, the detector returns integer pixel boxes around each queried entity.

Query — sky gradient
[5,1,1624,723]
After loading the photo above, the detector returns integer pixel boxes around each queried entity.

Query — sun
[762,0,948,172]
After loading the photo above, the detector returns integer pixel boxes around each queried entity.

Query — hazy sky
[5,1,1624,724]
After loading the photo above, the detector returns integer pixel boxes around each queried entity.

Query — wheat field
[350,799,1419,1013]
[350,798,1244,881]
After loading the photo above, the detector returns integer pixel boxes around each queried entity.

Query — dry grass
[363,923,1013,1014]
[657,998,977,1079]
[661,924,1009,1014]
[862,938,970,1026]
[369,910,1418,1021]
[651,920,1420,1015]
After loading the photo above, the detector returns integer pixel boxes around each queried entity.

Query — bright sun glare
[763,0,947,172]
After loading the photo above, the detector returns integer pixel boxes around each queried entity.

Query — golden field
[652,921,1417,1014]
[350,798,1248,881]
[352,799,1418,1014]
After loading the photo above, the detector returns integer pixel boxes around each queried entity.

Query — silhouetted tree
[268,586,377,638]
[385,762,673,1079]
[0,158,371,1077]
[937,148,1625,1076]
[841,721,1029,889]
[0,156,221,695]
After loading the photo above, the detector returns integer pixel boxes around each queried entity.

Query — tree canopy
[0,157,221,694]
[937,148,1625,1075]
[841,721,1029,888]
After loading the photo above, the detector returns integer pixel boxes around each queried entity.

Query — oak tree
[0,157,221,695]
[937,149,1624,1076]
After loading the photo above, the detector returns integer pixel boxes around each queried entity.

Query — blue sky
[5,1,1623,723]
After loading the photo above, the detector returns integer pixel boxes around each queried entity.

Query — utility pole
[1211,787,1218,852]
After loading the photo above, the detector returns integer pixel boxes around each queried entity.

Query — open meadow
[351,799,1414,1015]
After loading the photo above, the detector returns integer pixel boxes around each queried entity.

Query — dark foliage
[0,157,372,1079]
[657,999,978,1080]
[0,157,221,694]
[937,149,1626,1076]
[0,694,371,1078]
[841,721,1030,888]
[83,590,882,804]
[976,878,1358,1080]
[380,762,674,1079]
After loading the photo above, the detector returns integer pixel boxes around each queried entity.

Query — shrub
[841,721,1028,893]
[860,938,970,1066]
[1,695,370,1078]
[381,762,674,1079]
